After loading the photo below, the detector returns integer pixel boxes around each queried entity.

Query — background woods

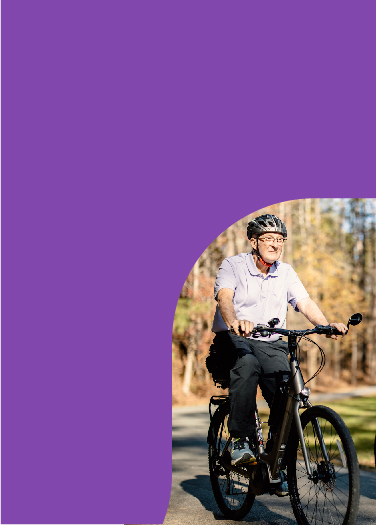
[172,199,376,405]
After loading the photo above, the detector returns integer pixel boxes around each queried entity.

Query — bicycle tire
[286,405,360,525]
[208,400,255,520]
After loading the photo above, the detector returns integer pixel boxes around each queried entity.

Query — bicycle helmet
[247,214,287,240]
[247,214,287,268]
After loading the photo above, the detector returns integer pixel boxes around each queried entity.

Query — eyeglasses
[258,237,285,245]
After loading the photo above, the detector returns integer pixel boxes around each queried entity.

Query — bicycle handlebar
[250,324,344,338]
[232,312,362,339]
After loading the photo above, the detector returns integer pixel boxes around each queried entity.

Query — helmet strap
[255,239,273,268]
[258,254,273,268]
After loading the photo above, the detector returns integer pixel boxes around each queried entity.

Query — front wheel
[208,400,255,520]
[286,405,360,525]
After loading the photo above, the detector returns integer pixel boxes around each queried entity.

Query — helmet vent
[246,214,287,240]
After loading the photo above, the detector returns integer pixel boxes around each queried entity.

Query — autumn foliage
[172,198,376,404]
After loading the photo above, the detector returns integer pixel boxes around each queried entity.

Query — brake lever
[230,327,252,337]
[254,324,272,338]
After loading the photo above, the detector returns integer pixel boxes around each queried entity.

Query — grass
[258,395,376,469]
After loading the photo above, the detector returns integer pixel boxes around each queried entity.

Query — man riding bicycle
[211,214,347,496]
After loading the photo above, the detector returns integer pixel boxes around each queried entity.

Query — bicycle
[207,313,362,524]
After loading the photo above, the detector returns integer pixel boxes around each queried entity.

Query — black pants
[212,332,291,439]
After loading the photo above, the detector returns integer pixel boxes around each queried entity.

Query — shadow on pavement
[172,437,207,448]
[181,475,296,524]
[179,472,376,523]
[360,470,376,500]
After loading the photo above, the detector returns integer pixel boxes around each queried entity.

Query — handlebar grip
[230,327,254,336]
[316,325,348,336]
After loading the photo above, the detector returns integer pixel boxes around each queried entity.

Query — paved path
[164,388,376,524]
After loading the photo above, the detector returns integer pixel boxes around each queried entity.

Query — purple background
[2,1,376,523]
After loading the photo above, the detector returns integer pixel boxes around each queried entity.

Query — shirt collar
[246,252,280,277]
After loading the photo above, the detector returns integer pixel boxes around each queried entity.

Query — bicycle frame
[213,333,327,487]
[211,313,362,490]
[259,333,318,482]
[208,314,362,522]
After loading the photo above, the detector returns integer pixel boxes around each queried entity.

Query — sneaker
[275,470,289,497]
[231,437,257,465]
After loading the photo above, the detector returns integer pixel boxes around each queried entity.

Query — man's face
[250,232,284,264]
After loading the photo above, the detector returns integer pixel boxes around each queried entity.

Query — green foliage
[326,396,376,467]
[173,297,213,335]
[173,298,192,335]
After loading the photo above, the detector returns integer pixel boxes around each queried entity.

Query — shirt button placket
[260,277,269,317]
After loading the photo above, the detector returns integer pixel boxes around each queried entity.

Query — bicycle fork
[293,402,312,477]
[289,341,330,477]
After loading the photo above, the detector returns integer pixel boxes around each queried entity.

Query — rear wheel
[287,405,360,525]
[208,400,255,520]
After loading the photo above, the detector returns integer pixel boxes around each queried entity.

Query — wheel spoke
[208,401,255,520]
[287,406,360,525]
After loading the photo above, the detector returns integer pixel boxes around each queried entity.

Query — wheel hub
[309,461,336,491]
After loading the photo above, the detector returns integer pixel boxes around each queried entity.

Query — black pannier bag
[206,342,237,389]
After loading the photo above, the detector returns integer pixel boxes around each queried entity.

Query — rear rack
[209,394,229,420]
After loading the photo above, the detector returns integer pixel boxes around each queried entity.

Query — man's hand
[216,289,254,336]
[327,323,348,340]
[229,319,254,337]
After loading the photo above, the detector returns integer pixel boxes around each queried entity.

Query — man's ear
[249,237,257,250]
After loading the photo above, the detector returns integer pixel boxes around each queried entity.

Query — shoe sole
[231,454,257,466]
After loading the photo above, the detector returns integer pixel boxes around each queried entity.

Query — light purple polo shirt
[212,252,309,341]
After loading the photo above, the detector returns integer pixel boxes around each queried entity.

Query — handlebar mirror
[347,313,362,328]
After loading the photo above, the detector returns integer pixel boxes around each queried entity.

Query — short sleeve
[214,258,237,300]
[287,268,309,311]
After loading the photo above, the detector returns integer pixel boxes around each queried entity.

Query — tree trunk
[339,200,346,252]
[371,324,376,384]
[285,201,294,329]
[369,199,376,383]
[351,332,357,386]
[182,345,194,395]
[192,259,200,298]
[299,199,306,257]
[285,200,293,265]
[315,199,321,230]
[182,261,200,396]
[226,227,235,258]
[333,339,341,380]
